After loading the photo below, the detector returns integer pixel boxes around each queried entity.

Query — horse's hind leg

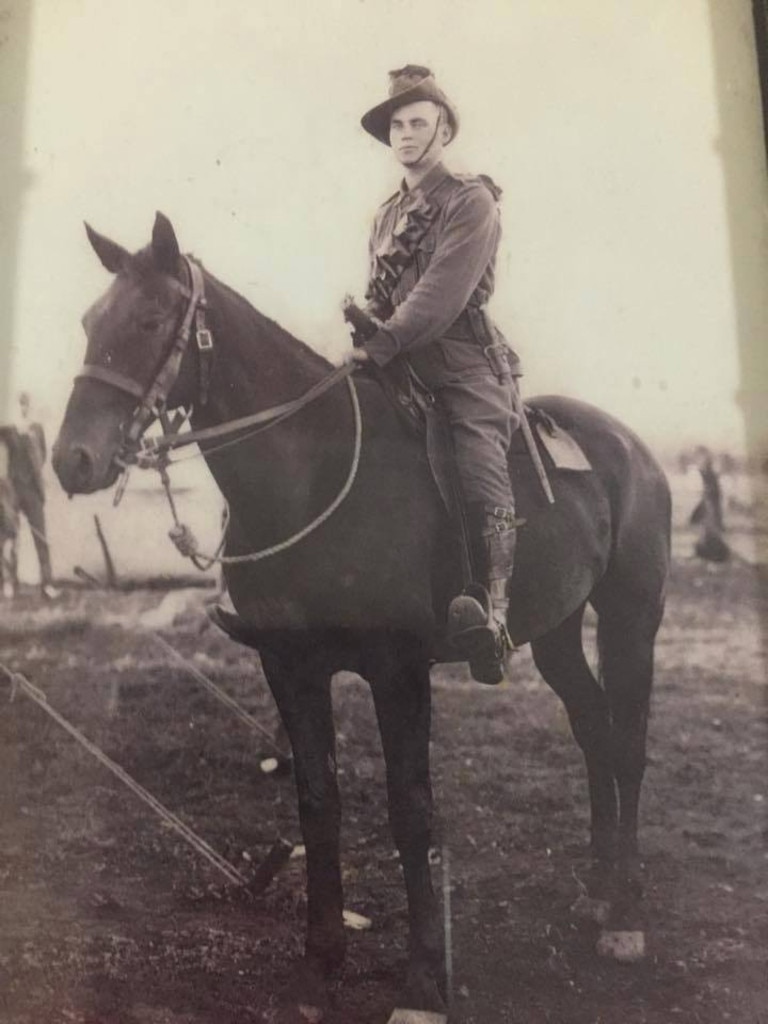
[589,579,664,962]
[531,605,618,893]
[258,638,345,1014]
[594,597,660,893]
[364,632,446,1016]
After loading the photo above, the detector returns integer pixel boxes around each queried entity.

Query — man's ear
[85,223,130,273]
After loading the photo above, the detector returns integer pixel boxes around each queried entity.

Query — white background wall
[4,0,768,581]
[7,0,766,453]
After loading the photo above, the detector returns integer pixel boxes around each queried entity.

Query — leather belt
[443,306,486,341]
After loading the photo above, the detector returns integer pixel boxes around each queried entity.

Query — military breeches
[16,488,52,584]
[436,375,520,507]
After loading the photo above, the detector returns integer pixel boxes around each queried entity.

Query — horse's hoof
[596,929,646,963]
[283,956,332,1023]
[274,1005,325,1024]
[260,753,293,776]
[570,893,611,925]
[298,1005,325,1023]
[387,1011,448,1024]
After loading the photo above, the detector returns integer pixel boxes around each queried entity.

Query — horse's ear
[151,212,180,274]
[85,222,129,273]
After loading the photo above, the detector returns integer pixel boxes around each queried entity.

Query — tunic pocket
[394,232,436,303]
[414,232,437,276]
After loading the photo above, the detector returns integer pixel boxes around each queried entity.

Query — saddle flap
[534,420,592,471]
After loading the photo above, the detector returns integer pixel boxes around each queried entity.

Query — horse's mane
[202,264,334,373]
[131,245,334,373]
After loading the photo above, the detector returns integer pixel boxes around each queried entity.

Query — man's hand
[342,348,371,365]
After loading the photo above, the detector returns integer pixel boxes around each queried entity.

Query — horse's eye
[139,317,164,334]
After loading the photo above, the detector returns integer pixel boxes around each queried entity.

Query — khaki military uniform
[362,162,521,508]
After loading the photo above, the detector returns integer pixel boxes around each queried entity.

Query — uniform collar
[397,162,451,203]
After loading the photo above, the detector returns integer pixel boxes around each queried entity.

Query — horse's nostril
[71,445,94,488]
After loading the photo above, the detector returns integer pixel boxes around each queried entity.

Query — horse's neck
[196,273,330,426]
[189,272,342,526]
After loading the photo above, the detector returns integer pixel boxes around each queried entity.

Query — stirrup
[447,583,513,686]
[206,602,259,647]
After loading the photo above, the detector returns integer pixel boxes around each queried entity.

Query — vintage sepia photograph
[1,2,766,1022]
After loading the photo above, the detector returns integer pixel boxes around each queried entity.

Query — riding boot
[447,504,519,685]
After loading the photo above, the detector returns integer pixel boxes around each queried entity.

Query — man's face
[389,100,449,170]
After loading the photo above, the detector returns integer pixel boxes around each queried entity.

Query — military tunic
[363,162,521,507]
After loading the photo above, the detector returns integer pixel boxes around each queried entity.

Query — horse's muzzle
[52,441,119,495]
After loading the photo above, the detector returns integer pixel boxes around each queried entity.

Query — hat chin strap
[404,117,442,169]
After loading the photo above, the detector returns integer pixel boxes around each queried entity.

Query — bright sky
[8,0,760,453]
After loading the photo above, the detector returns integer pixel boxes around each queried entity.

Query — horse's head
[53,213,199,494]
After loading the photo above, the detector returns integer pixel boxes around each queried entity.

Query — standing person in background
[9,392,59,599]
[0,427,19,599]
[690,445,730,563]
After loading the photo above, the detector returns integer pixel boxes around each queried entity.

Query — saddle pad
[534,420,592,471]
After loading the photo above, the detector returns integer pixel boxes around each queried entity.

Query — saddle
[361,357,590,521]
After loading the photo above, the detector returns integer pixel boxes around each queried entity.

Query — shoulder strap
[450,172,503,201]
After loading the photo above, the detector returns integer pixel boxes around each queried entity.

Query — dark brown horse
[53,213,670,1022]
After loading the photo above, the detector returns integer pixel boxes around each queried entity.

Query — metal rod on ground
[0,664,247,888]
[442,844,453,1006]
[94,514,118,588]
[148,631,287,757]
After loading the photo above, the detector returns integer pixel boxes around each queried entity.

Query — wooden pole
[93,514,117,588]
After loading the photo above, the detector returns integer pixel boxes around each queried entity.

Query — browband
[76,364,146,400]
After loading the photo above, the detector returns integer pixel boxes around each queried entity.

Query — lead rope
[162,374,362,568]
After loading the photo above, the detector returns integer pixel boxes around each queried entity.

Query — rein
[78,254,363,566]
[140,362,357,458]
[163,374,362,569]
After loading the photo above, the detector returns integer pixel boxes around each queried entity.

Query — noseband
[75,256,212,461]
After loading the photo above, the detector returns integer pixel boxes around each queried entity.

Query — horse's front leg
[364,633,446,1016]
[259,640,345,1012]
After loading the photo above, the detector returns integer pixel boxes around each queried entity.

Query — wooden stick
[93,514,117,588]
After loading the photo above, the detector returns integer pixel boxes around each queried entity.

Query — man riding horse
[344,65,522,684]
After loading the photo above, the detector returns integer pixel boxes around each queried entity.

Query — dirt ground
[0,513,766,1023]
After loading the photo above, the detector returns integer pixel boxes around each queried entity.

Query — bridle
[76,255,213,467]
[73,254,361,566]
[76,255,356,465]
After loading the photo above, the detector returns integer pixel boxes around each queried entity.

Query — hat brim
[361,80,459,146]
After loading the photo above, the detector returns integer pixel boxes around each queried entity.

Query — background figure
[8,392,59,598]
[690,446,730,563]
[0,427,19,598]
